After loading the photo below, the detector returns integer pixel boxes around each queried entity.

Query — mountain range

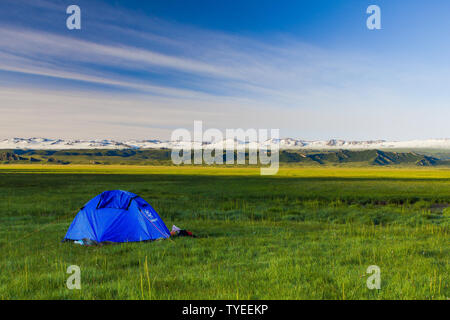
[2,137,450,150]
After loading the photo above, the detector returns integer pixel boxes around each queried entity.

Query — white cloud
[2,85,450,141]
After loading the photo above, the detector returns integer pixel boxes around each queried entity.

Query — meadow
[0,165,448,300]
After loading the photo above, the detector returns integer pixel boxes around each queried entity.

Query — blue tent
[64,190,170,243]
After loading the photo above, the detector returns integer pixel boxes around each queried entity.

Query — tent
[63,190,170,243]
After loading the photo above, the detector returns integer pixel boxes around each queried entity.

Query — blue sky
[1,0,450,140]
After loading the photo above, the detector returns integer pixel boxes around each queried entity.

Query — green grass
[0,165,448,300]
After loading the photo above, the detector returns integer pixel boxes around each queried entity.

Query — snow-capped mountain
[2,137,450,150]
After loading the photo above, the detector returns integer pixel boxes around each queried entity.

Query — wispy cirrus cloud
[0,24,379,103]
[0,0,381,102]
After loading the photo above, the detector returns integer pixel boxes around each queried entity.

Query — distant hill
[1,149,449,167]
[279,150,446,166]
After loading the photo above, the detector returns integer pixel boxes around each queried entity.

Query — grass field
[0,165,448,300]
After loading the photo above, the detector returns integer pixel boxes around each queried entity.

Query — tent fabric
[95,190,137,210]
[64,190,170,243]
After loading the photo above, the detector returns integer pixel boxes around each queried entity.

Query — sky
[1,0,450,140]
